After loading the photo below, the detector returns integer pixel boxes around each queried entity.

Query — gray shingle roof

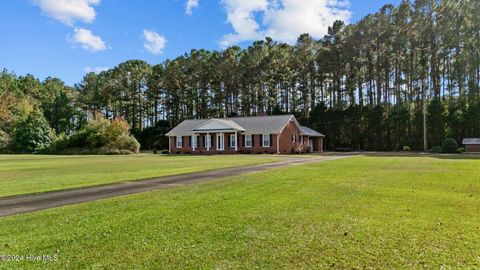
[166,114,298,136]
[300,126,325,137]
[462,138,480,145]
[166,119,208,136]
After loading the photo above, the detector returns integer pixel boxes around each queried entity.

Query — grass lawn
[0,154,280,197]
[1,155,480,269]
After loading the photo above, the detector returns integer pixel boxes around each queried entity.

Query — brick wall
[278,120,302,154]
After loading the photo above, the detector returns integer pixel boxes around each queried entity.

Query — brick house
[166,115,324,154]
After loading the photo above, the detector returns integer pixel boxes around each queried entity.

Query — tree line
[2,0,480,152]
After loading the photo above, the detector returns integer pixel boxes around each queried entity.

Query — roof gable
[192,118,245,131]
[228,115,294,134]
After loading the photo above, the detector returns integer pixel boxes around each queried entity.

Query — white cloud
[185,0,199,15]
[220,0,268,47]
[71,28,106,52]
[33,0,101,26]
[84,66,109,74]
[142,30,167,55]
[220,0,351,47]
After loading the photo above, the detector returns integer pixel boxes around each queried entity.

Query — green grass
[0,154,280,197]
[1,155,480,269]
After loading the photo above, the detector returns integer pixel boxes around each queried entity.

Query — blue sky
[0,0,400,86]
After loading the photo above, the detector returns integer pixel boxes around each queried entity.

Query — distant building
[165,114,324,154]
[462,138,480,153]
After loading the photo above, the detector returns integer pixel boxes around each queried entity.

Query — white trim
[245,134,252,148]
[262,134,270,148]
[176,136,182,148]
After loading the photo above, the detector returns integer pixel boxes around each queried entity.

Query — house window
[217,133,224,150]
[205,135,211,148]
[292,134,296,142]
[245,134,252,147]
[262,134,270,147]
[301,136,304,144]
[230,134,236,148]
[176,136,182,148]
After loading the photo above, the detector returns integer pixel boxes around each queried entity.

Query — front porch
[302,135,323,153]
[190,118,245,153]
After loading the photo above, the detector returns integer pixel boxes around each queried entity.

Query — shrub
[402,146,411,152]
[118,149,133,155]
[86,117,109,134]
[112,135,140,154]
[14,111,53,153]
[42,134,69,153]
[456,147,465,153]
[429,146,442,153]
[105,118,130,145]
[441,138,458,154]
[86,132,109,148]
[65,129,107,149]
[0,129,11,150]
[160,150,169,154]
[43,117,141,155]
[67,130,89,148]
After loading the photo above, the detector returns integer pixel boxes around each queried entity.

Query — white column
[206,132,210,151]
[192,133,196,151]
[234,131,238,151]
[219,132,223,150]
[277,133,280,154]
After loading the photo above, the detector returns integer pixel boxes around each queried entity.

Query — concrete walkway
[0,155,350,217]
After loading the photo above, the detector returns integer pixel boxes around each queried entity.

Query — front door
[309,138,314,151]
